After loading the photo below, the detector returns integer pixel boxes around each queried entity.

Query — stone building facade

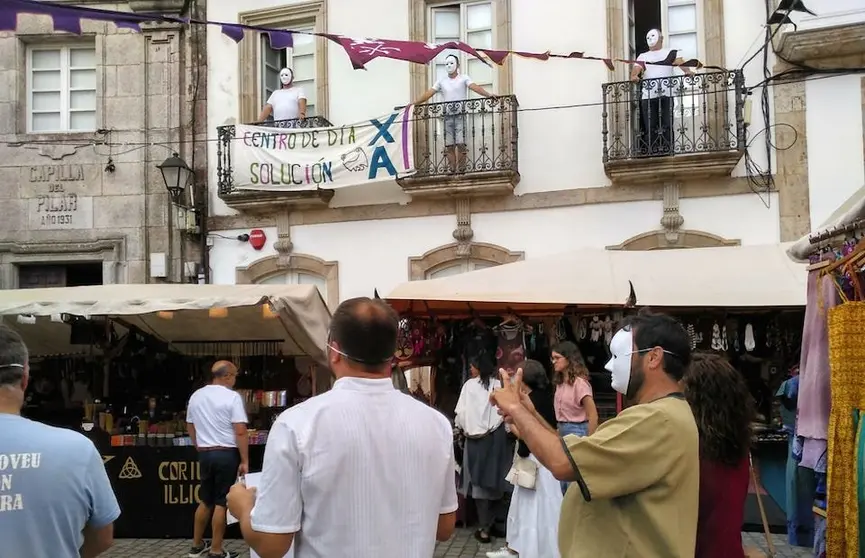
[0,0,207,288]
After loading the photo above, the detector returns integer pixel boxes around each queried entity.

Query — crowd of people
[0,300,759,558]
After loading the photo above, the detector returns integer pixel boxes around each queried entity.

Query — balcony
[216,116,335,213]
[397,95,520,198]
[601,70,746,184]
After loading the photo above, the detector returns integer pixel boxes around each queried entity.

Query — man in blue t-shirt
[0,324,121,557]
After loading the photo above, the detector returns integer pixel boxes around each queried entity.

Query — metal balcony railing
[601,70,746,161]
[406,95,519,179]
[217,116,332,196]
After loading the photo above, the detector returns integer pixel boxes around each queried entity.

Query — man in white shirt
[414,54,495,172]
[227,297,458,558]
[186,361,249,558]
[630,29,694,156]
[257,68,307,128]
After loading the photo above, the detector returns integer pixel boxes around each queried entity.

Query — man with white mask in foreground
[257,67,307,126]
[414,54,496,172]
[489,310,699,557]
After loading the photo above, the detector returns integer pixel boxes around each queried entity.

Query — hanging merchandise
[720,324,729,352]
[745,323,756,352]
[825,302,865,557]
[394,319,414,362]
[711,322,723,351]
[687,324,697,350]
[495,319,526,373]
[590,316,602,343]
[578,318,588,341]
[603,316,614,345]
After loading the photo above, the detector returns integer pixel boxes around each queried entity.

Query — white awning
[387,243,807,316]
[0,284,331,362]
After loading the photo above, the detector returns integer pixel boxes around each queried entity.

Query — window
[258,271,327,305]
[259,29,317,118]
[426,259,494,279]
[429,1,495,95]
[27,45,96,133]
[627,0,701,60]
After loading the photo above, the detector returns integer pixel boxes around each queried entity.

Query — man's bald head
[328,297,398,374]
[211,360,238,386]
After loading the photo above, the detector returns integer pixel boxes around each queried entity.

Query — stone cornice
[775,21,865,63]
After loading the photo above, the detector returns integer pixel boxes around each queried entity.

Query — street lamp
[157,152,193,204]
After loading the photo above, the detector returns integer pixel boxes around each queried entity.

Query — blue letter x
[368,112,398,146]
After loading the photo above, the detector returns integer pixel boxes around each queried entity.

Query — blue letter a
[367,146,397,179]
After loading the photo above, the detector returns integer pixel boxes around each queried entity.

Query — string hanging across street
[0,0,719,72]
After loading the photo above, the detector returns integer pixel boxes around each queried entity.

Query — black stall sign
[158,459,202,505]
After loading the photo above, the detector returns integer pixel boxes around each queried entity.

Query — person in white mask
[630,28,694,156]
[489,310,700,558]
[414,54,495,172]
[257,67,307,126]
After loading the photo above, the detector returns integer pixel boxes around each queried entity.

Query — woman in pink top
[551,341,598,494]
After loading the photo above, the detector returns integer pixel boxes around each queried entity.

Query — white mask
[605,329,634,395]
[279,68,293,86]
[646,29,661,49]
[445,57,458,75]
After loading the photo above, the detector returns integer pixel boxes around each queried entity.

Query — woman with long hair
[551,341,598,493]
[455,354,512,544]
[682,352,756,558]
[486,359,562,558]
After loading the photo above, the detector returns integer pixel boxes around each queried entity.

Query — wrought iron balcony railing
[405,95,519,179]
[601,70,745,162]
[217,116,332,196]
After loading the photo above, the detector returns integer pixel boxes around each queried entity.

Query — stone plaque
[28,194,94,230]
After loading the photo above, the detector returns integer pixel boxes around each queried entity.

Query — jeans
[558,421,589,495]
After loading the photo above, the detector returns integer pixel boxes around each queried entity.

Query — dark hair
[684,353,755,466]
[518,359,549,392]
[469,354,496,389]
[620,309,691,381]
[0,325,28,388]
[551,341,589,386]
[329,297,399,373]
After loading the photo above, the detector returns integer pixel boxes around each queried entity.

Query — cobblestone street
[102,529,813,557]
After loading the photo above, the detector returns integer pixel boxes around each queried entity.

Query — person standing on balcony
[414,54,495,173]
[630,29,694,156]
[257,67,307,127]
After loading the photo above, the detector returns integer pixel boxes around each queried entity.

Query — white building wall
[206,0,791,302]
[805,75,865,228]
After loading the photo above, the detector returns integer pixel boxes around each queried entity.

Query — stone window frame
[237,1,329,125]
[408,0,513,103]
[409,242,523,280]
[0,238,126,288]
[606,0,725,81]
[235,253,339,310]
[605,229,740,250]
[14,33,102,140]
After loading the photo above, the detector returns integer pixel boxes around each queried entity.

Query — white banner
[231,108,415,191]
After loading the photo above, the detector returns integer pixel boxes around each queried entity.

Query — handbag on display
[505,446,538,490]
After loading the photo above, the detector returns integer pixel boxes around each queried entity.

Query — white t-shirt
[266,87,307,121]
[186,384,248,448]
[454,377,503,437]
[433,74,474,103]
[249,377,458,558]
[637,48,676,99]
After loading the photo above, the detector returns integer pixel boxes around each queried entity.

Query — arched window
[257,271,328,306]
[236,254,338,309]
[409,242,523,280]
[425,259,495,279]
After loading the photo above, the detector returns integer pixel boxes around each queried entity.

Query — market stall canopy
[387,243,806,316]
[0,284,330,363]
[787,184,865,262]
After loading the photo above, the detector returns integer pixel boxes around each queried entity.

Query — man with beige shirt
[491,311,699,557]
